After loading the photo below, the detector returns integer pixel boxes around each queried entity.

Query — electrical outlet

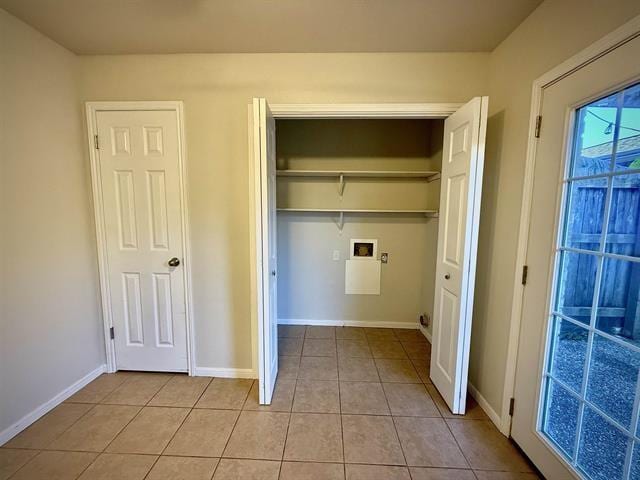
[419,313,430,328]
[381,252,388,264]
[332,250,340,261]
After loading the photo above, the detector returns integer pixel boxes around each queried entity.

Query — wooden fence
[560,172,640,341]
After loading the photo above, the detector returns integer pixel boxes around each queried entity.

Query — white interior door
[254,98,278,404]
[96,109,188,372]
[512,36,640,480]
[430,97,488,414]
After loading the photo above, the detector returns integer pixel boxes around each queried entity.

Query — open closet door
[253,98,278,404]
[430,97,488,414]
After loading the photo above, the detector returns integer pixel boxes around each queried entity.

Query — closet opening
[252,100,488,414]
[275,117,442,334]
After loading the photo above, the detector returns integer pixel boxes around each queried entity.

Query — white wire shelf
[276,207,438,231]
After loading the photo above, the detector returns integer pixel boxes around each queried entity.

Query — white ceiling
[0,0,542,55]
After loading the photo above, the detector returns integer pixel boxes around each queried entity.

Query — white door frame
[85,101,195,375]
[248,101,463,383]
[502,14,640,436]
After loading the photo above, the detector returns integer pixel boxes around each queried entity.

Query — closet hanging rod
[276,207,439,218]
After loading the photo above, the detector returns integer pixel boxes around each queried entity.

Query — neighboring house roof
[582,134,640,158]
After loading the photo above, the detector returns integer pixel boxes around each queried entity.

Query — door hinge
[109,326,114,340]
[534,115,542,138]
[521,265,528,285]
[509,397,515,416]
[94,134,100,149]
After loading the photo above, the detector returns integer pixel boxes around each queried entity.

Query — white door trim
[502,14,640,436]
[247,101,465,383]
[85,101,195,375]
[269,103,464,119]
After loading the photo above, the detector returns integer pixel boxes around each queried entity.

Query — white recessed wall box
[346,238,381,295]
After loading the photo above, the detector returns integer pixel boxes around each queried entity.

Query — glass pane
[570,91,620,178]
[563,177,607,251]
[555,251,599,325]
[614,82,640,172]
[577,407,629,480]
[605,173,640,258]
[541,84,640,479]
[541,380,580,458]
[596,257,640,344]
[586,334,640,428]
[548,316,589,393]
[632,442,640,480]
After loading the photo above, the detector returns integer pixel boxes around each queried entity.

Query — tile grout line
[216,377,260,472]
[67,374,176,480]
[398,335,475,474]
[208,383,245,478]
[336,331,347,473]
[6,328,535,479]
[5,450,45,480]
[442,414,474,471]
[277,374,299,480]
[6,373,158,480]
[141,375,213,480]
[99,374,175,453]
[383,375,410,471]
[91,374,174,478]
[7,373,130,453]
[278,328,308,479]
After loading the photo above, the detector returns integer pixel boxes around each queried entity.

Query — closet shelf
[277,170,441,182]
[277,207,438,232]
[277,207,439,217]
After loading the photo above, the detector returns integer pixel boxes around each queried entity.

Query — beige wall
[275,119,441,324]
[79,53,489,371]
[470,0,640,416]
[0,10,104,434]
[6,0,637,438]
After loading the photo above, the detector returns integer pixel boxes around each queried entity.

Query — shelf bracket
[338,173,345,197]
[427,172,441,183]
[335,211,344,233]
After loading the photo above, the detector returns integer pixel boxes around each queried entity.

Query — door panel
[430,97,488,414]
[147,171,169,249]
[512,35,640,479]
[254,98,278,404]
[436,287,458,383]
[444,174,466,268]
[114,171,138,249]
[96,109,188,372]
[123,272,144,345]
[152,273,174,346]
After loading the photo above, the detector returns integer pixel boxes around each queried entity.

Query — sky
[581,83,640,149]
[582,106,640,148]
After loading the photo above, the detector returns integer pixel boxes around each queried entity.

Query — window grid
[540,85,640,480]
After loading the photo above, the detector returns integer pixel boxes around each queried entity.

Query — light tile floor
[0,326,540,479]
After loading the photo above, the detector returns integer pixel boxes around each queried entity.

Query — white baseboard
[416,326,504,435]
[0,364,106,446]
[418,324,432,342]
[278,318,419,329]
[193,367,257,379]
[467,382,506,435]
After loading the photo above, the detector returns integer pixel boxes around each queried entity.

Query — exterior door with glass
[512,36,640,479]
